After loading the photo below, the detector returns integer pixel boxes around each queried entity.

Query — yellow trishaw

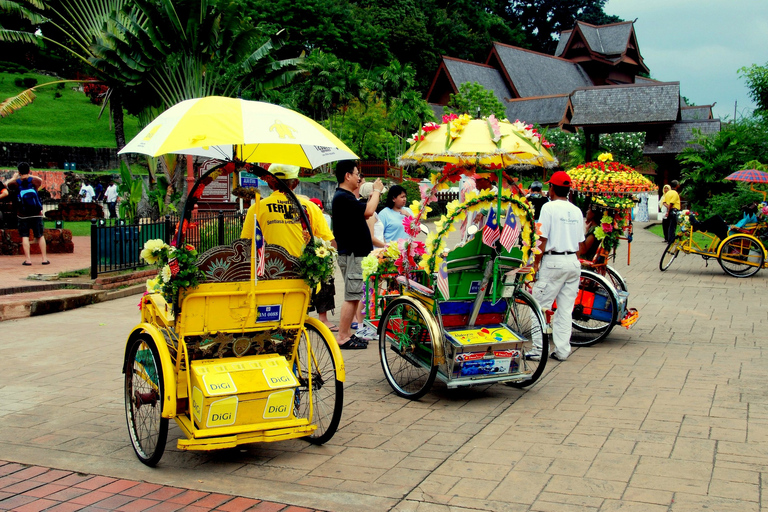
[118,97,355,466]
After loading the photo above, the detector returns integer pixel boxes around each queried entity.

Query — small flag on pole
[437,260,450,300]
[500,204,521,252]
[482,207,500,247]
[255,219,266,277]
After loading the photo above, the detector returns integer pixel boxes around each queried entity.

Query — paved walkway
[1,223,767,511]
[0,236,91,289]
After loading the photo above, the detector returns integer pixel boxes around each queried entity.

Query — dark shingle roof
[429,103,444,120]
[577,22,633,58]
[492,43,593,97]
[680,105,713,120]
[504,95,569,126]
[554,30,572,57]
[643,120,721,155]
[443,57,513,105]
[569,83,680,125]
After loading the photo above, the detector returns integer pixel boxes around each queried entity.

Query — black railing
[89,210,246,278]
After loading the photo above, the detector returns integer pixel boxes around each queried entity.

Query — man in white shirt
[105,180,119,218]
[80,181,95,203]
[530,171,585,362]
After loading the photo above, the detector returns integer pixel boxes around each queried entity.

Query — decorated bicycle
[117,97,352,466]
[362,115,557,399]
[564,153,654,345]
[659,168,768,278]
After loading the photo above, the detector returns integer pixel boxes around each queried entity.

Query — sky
[604,0,768,120]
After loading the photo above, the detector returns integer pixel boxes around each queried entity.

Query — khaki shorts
[338,254,365,302]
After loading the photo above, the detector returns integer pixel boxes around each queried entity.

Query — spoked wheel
[504,289,550,388]
[379,296,438,400]
[659,241,679,271]
[605,266,627,292]
[718,236,765,278]
[570,271,618,347]
[124,334,168,467]
[294,323,343,444]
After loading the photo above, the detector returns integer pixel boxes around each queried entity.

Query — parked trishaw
[361,116,557,399]
[659,169,768,278]
[117,97,357,466]
[561,154,652,345]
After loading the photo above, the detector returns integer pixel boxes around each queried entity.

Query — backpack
[16,177,42,216]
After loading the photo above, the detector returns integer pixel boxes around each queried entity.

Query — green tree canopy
[739,62,768,113]
[445,82,506,119]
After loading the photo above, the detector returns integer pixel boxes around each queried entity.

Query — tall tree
[739,62,768,113]
[502,0,622,54]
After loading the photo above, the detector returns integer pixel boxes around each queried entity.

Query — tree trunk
[110,88,131,172]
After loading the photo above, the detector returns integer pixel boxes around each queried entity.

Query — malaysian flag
[499,204,521,252]
[437,260,450,300]
[254,219,266,277]
[482,207,500,247]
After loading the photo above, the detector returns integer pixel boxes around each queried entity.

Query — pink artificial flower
[602,223,613,233]
[442,113,458,124]
[403,216,421,237]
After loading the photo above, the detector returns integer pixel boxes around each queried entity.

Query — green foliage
[599,132,645,168]
[147,177,180,218]
[299,238,338,290]
[117,161,144,222]
[400,179,421,205]
[445,82,505,119]
[739,62,768,113]
[698,183,765,223]
[142,240,204,310]
[324,98,401,160]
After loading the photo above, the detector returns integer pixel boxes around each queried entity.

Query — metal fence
[89,210,245,278]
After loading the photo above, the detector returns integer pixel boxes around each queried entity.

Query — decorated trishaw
[362,115,557,399]
[117,97,354,466]
[659,169,768,278]
[562,153,652,345]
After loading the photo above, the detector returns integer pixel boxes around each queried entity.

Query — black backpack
[16,177,43,216]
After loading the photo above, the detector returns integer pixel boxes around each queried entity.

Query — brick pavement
[1,223,767,511]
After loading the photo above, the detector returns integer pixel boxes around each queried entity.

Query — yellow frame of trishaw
[125,236,345,451]
[675,224,768,269]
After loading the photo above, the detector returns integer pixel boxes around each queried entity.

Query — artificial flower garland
[568,153,655,195]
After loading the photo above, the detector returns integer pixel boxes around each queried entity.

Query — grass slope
[0,72,140,148]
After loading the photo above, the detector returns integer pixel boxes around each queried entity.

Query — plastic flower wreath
[299,237,337,292]
[141,239,204,310]
[361,242,401,280]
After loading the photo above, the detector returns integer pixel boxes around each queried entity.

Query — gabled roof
[569,82,680,126]
[426,56,513,106]
[555,21,649,74]
[680,105,714,121]
[488,42,593,98]
[643,119,722,155]
[504,95,570,127]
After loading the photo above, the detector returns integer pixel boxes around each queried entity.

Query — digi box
[444,324,524,380]
[190,353,298,430]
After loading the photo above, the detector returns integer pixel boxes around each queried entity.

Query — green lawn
[44,220,91,236]
[648,222,716,248]
[0,72,140,147]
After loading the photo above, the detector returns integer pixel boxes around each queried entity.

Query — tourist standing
[662,181,681,244]
[105,180,119,218]
[7,162,48,266]
[526,181,549,221]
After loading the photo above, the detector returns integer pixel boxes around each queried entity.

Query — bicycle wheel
[605,266,627,292]
[659,241,679,271]
[570,271,618,347]
[379,296,438,400]
[504,289,549,388]
[718,236,765,278]
[294,324,343,444]
[124,334,168,467]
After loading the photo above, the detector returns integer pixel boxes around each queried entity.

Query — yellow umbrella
[398,115,557,169]
[119,96,358,168]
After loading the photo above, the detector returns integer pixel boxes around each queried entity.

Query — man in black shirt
[526,181,549,221]
[332,160,383,349]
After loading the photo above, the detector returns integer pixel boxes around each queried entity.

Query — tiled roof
[569,83,680,125]
[492,43,593,97]
[577,22,633,57]
[429,103,444,121]
[504,95,569,126]
[643,120,722,155]
[443,57,513,105]
[554,30,572,57]
[680,105,713,120]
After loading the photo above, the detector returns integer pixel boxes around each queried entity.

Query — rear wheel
[294,324,343,444]
[570,272,618,347]
[504,289,549,388]
[605,266,627,292]
[718,236,765,278]
[124,334,168,467]
[379,297,438,400]
[659,241,679,271]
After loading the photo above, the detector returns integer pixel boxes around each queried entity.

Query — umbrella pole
[750,184,767,202]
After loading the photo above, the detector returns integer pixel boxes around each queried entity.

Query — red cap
[547,171,572,187]
[309,197,323,208]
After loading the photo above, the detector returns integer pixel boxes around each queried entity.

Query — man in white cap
[530,170,585,362]
[240,164,333,257]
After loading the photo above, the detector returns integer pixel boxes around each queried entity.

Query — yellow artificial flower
[146,277,160,292]
[315,246,329,258]
[161,265,172,283]
[598,152,613,162]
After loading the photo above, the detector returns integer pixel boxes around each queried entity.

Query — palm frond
[0,0,48,24]
[0,88,36,118]
[0,28,42,45]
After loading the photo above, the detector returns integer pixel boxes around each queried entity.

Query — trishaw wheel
[570,272,618,347]
[718,236,765,278]
[124,334,168,467]
[379,297,438,400]
[659,241,678,271]
[605,266,627,292]
[504,289,549,388]
[294,324,343,445]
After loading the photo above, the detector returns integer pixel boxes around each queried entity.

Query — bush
[22,77,38,88]
[695,183,765,223]
[400,179,421,207]
[0,62,29,74]
[14,78,23,87]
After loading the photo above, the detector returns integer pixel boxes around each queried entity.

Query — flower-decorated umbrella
[399,114,558,170]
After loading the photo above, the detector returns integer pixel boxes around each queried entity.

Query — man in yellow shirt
[240,164,333,257]
[662,180,681,244]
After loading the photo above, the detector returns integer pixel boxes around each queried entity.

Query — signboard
[239,171,265,188]
[256,304,282,323]
[198,159,231,202]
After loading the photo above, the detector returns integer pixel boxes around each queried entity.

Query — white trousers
[532,254,581,358]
